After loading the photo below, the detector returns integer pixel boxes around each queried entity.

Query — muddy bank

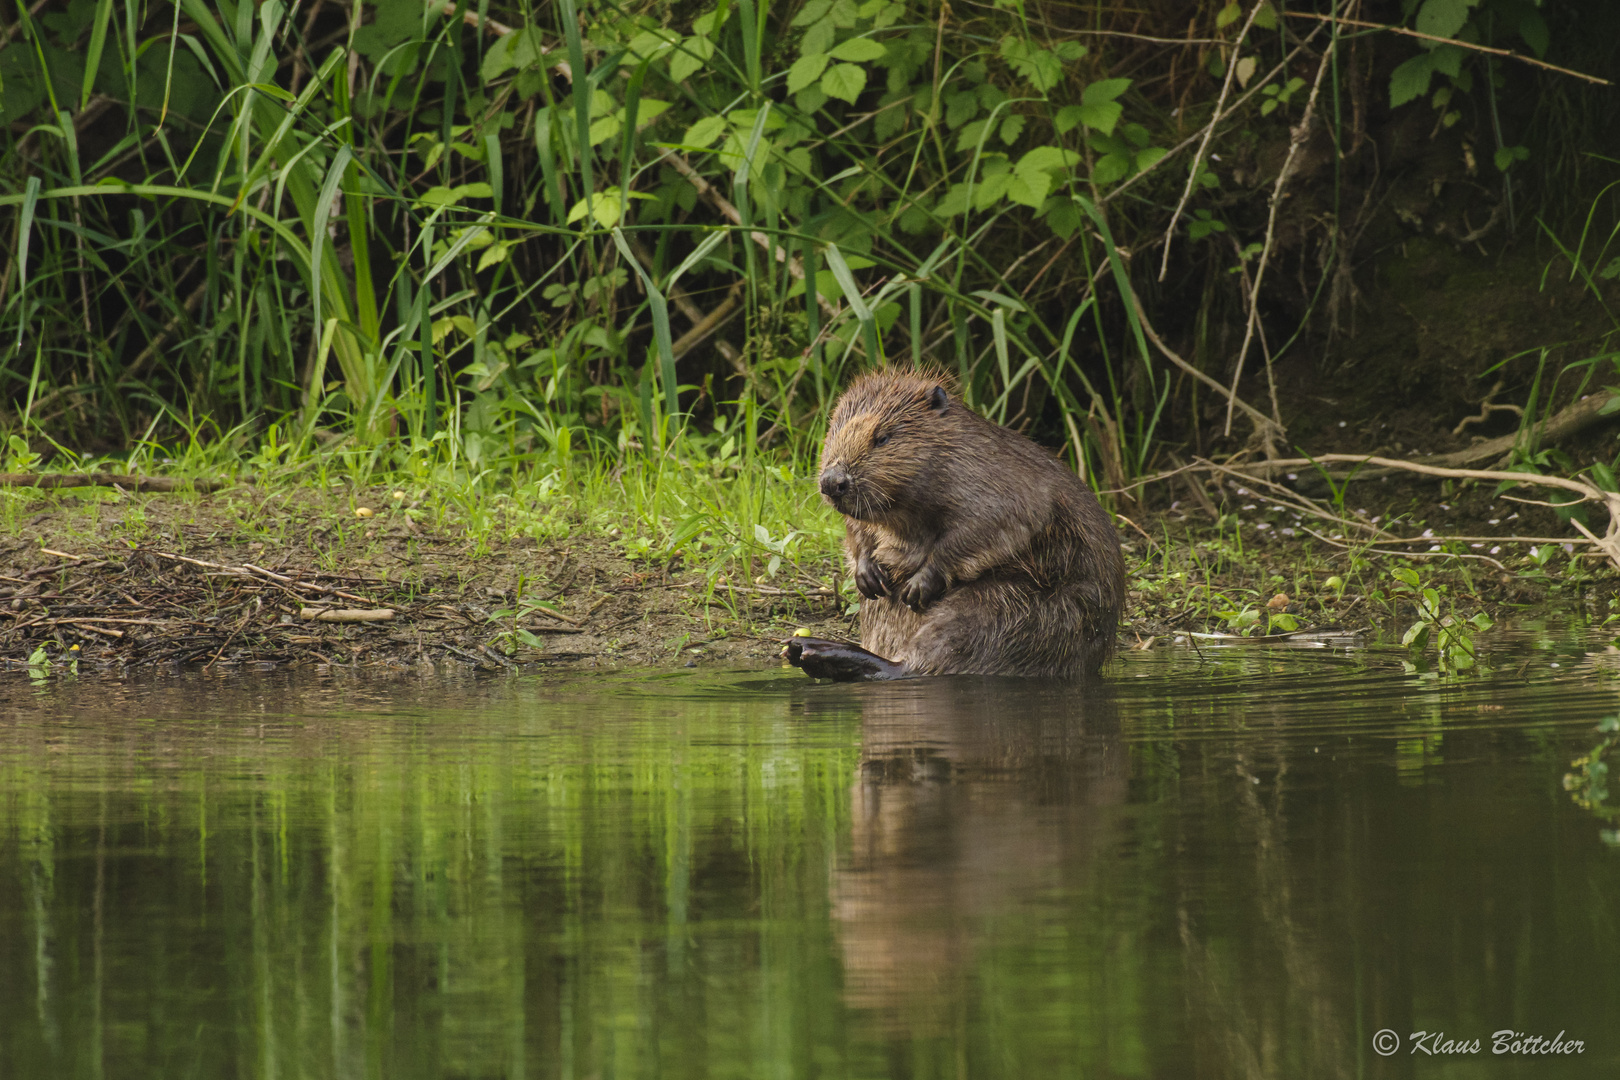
[0,488,838,673]
[0,479,1613,675]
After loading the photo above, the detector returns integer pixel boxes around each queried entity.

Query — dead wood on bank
[1134,440,1620,571]
[0,546,592,671]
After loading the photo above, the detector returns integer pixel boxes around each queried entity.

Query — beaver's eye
[873,431,891,448]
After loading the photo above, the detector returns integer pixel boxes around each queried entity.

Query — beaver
[784,369,1124,680]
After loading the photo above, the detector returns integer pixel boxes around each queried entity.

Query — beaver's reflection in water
[804,678,1127,1037]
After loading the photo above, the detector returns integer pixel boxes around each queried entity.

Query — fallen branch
[150,550,377,603]
[61,621,125,638]
[300,608,395,623]
[1298,526,1508,571]
[1422,392,1617,471]
[0,473,228,493]
[1236,454,1620,568]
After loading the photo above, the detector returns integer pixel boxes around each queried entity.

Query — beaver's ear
[927,385,949,413]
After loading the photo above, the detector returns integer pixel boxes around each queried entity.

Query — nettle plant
[474,0,1164,356]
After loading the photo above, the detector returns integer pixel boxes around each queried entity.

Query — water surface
[2,632,1617,1078]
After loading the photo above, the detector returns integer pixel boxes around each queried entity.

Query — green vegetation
[1566,711,1620,848]
[2,0,1618,619]
[1388,563,1493,672]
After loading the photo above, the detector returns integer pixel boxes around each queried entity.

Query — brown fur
[818,369,1124,678]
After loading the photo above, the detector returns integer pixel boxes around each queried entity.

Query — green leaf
[1134,146,1166,172]
[1216,3,1241,29]
[1005,172,1050,208]
[1076,101,1123,135]
[875,96,908,140]
[1430,43,1464,79]
[946,91,979,129]
[624,29,677,64]
[935,182,972,218]
[1082,78,1131,105]
[1493,144,1528,172]
[795,86,829,113]
[801,19,836,57]
[787,52,831,93]
[830,37,886,62]
[1014,146,1080,203]
[589,114,620,146]
[1389,54,1434,107]
[1391,567,1421,587]
[669,34,714,82]
[476,242,511,272]
[1018,145,1081,174]
[635,99,672,127]
[681,115,727,148]
[1054,105,1083,135]
[820,62,867,103]
[998,36,1063,92]
[1042,197,1084,239]
[1415,0,1475,41]
[81,0,114,109]
[1252,2,1277,30]
[824,243,872,322]
[784,260,874,300]
[1092,153,1130,186]
[566,188,650,228]
[1519,11,1549,57]
[973,171,1012,210]
[416,182,494,208]
[955,119,990,152]
[828,0,860,28]
[999,114,1025,144]
[792,0,833,26]
[875,2,905,29]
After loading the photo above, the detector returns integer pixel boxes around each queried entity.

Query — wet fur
[819,370,1124,678]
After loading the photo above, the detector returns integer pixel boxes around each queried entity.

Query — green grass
[1,413,844,604]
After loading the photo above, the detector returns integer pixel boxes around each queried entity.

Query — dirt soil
[0,486,843,675]
[3,469,1616,677]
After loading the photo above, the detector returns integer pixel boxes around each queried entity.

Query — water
[2,632,1618,1079]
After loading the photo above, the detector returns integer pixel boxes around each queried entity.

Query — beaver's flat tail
[782,636,911,681]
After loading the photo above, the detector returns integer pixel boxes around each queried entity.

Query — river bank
[2,469,1613,676]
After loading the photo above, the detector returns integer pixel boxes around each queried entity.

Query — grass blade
[81,0,115,109]
[311,144,354,333]
[612,228,677,418]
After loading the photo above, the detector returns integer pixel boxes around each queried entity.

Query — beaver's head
[818,374,952,520]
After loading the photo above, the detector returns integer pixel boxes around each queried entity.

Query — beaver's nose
[819,466,851,500]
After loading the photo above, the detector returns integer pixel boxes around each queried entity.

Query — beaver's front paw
[898,564,946,613]
[855,551,892,600]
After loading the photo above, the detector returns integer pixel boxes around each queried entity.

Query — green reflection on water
[1,648,1618,1079]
